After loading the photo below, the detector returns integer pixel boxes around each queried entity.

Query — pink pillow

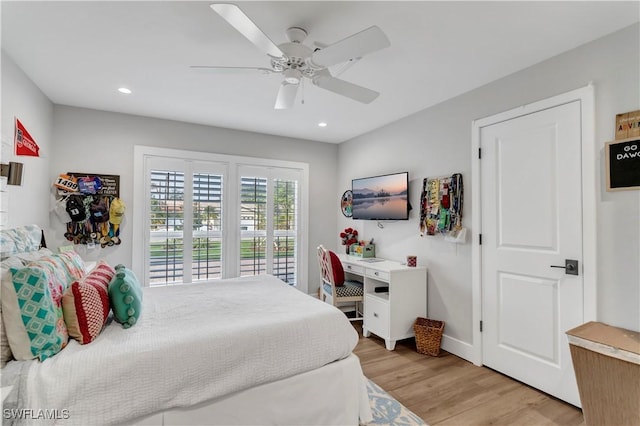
[328,251,345,286]
[62,261,115,344]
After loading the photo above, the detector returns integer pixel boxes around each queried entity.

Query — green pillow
[108,264,142,329]
[4,266,68,361]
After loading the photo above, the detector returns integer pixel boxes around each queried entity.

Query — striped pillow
[62,261,115,344]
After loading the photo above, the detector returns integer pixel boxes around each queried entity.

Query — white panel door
[481,100,583,406]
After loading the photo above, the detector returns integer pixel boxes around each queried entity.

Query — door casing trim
[470,84,597,366]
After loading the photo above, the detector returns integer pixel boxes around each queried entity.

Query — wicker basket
[414,318,445,356]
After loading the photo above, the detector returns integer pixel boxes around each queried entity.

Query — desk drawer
[365,295,389,337]
[343,263,364,275]
[366,269,389,282]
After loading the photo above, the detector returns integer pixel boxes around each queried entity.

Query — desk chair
[317,245,363,321]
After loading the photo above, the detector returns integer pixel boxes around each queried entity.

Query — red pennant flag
[15,118,40,157]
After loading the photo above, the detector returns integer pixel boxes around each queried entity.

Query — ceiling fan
[192,3,391,109]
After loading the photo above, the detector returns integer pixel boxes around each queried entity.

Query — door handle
[550,259,579,276]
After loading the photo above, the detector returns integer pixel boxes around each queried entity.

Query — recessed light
[118,87,132,94]
[318,122,328,127]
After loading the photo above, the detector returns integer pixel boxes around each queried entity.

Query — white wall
[338,23,640,353]
[0,51,53,234]
[49,106,338,294]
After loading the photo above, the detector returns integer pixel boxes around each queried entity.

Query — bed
[1,226,372,425]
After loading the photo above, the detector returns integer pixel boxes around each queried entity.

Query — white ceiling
[2,1,638,143]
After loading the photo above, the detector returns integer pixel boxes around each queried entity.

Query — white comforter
[10,275,359,425]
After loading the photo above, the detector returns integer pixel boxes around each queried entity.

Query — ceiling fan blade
[274,82,298,110]
[330,58,361,77]
[210,3,285,59]
[312,73,379,104]
[310,26,390,68]
[190,65,276,75]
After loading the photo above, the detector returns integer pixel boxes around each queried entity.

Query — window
[272,179,298,285]
[238,173,299,285]
[133,147,308,292]
[240,177,267,278]
[149,170,185,284]
[191,172,223,282]
[145,159,225,286]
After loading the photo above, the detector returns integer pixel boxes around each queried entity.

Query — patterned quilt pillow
[0,225,42,260]
[34,252,85,291]
[108,264,143,329]
[13,247,53,263]
[2,266,69,361]
[56,251,86,280]
[62,261,115,344]
[29,256,73,317]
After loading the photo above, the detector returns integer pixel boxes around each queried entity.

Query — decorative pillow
[57,251,86,280]
[62,261,115,344]
[2,267,68,361]
[34,252,85,288]
[0,257,26,367]
[0,225,42,260]
[0,315,12,367]
[108,265,143,329]
[29,256,74,314]
[13,247,53,263]
[328,250,345,286]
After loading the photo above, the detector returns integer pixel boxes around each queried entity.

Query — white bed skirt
[130,353,373,426]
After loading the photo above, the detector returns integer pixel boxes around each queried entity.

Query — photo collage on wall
[53,173,125,248]
[419,173,463,237]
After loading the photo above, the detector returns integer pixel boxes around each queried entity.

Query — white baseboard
[440,333,475,363]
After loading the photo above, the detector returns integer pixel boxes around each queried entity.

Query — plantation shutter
[135,147,308,291]
[146,157,226,286]
[238,166,301,285]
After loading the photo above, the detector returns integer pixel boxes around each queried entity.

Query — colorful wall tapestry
[419,173,463,236]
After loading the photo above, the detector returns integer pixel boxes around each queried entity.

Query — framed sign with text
[605,137,640,191]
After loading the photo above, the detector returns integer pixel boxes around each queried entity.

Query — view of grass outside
[150,238,295,260]
[148,170,298,286]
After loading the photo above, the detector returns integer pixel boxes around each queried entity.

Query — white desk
[338,254,427,350]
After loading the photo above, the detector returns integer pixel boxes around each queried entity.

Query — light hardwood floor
[352,322,585,425]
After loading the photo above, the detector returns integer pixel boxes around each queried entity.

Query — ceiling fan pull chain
[301,79,305,105]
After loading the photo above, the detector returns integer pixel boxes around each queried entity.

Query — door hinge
[478,148,482,159]
[479,234,482,245]
[480,320,483,332]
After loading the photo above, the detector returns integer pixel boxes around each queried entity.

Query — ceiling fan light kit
[283,69,302,85]
[200,3,391,109]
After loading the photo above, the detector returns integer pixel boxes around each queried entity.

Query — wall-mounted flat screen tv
[352,172,409,220]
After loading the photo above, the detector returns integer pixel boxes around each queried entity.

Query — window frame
[133,146,309,293]
[238,165,302,285]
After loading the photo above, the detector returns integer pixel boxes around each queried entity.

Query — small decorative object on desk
[414,318,445,356]
[350,242,375,258]
[406,255,417,267]
[339,227,358,254]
